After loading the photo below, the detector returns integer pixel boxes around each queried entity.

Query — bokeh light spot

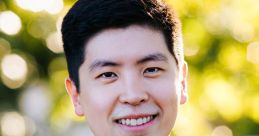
[205,79,243,122]
[1,54,28,81]
[15,0,49,12]
[19,84,52,122]
[231,22,254,42]
[0,11,21,35]
[0,112,26,136]
[15,0,63,14]
[46,32,64,53]
[174,104,212,135]
[211,125,233,136]
[184,45,200,56]
[218,44,245,71]
[45,0,64,14]
[247,42,259,64]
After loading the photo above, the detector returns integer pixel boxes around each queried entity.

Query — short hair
[61,0,184,91]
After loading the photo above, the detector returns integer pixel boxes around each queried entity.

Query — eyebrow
[89,60,120,72]
[89,53,168,72]
[136,53,168,65]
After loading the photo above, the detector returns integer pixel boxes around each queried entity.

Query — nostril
[140,99,145,103]
[121,95,148,106]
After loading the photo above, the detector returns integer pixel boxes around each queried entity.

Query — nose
[119,74,149,106]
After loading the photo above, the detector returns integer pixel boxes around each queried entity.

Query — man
[61,0,188,135]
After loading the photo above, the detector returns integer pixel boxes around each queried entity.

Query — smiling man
[61,0,188,136]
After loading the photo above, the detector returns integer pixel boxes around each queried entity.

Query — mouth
[114,114,158,127]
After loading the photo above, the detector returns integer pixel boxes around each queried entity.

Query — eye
[143,67,163,78]
[144,67,161,74]
[97,72,117,79]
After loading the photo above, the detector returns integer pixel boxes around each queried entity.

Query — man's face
[66,25,187,136]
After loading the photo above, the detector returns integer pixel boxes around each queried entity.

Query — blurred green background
[0,0,259,135]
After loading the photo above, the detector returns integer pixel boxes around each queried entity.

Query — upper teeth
[117,116,154,126]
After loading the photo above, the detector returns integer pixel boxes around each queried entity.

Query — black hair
[61,0,184,92]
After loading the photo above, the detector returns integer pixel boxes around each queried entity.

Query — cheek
[80,84,118,116]
[148,77,179,103]
[147,78,179,130]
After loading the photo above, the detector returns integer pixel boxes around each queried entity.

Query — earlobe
[180,62,188,104]
[65,78,85,116]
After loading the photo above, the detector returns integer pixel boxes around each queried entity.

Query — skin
[65,25,188,136]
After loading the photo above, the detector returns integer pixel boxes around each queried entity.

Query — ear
[65,78,84,116]
[180,62,188,104]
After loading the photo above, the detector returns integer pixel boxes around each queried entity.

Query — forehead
[83,25,175,66]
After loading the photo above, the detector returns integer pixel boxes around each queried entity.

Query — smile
[115,114,158,127]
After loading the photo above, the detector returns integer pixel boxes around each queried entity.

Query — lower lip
[116,115,158,131]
